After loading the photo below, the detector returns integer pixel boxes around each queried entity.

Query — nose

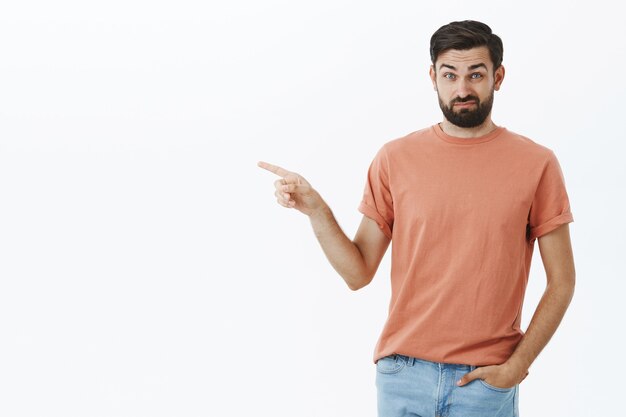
[456,78,471,98]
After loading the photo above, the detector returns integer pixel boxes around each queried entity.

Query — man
[258,20,575,417]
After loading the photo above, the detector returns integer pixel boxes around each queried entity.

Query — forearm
[309,204,367,290]
[506,280,575,373]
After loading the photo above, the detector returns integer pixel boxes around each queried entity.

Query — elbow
[563,271,577,294]
[547,272,576,302]
[347,274,373,291]
[348,282,364,291]
[565,280,576,307]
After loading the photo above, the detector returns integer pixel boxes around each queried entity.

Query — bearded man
[259,20,575,417]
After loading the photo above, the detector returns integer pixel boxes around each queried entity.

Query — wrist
[503,356,530,377]
[309,202,330,219]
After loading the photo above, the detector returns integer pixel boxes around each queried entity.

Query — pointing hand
[257,161,326,217]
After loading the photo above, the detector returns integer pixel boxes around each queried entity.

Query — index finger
[257,161,291,178]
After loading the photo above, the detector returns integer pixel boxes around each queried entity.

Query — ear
[494,65,505,91]
[429,65,437,91]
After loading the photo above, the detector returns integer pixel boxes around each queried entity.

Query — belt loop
[407,356,415,367]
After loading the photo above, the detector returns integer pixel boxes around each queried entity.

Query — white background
[0,1,624,416]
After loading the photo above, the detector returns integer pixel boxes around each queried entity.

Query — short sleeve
[358,146,394,239]
[527,150,574,241]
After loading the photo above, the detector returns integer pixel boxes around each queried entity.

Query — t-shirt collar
[432,123,506,145]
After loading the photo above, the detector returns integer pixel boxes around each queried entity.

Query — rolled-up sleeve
[358,146,394,239]
[528,150,574,241]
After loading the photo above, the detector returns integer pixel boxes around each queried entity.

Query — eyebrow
[439,63,488,72]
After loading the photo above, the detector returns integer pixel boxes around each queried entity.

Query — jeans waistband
[392,354,475,370]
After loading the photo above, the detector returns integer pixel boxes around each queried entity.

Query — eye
[444,73,456,80]
[470,73,483,79]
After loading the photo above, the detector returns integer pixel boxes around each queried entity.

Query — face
[429,46,505,128]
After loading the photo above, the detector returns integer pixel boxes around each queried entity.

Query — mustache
[452,96,479,104]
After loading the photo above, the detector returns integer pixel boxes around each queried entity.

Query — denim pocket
[469,365,516,393]
[478,378,516,393]
[376,354,406,374]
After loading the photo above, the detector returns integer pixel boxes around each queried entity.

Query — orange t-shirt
[359,124,574,366]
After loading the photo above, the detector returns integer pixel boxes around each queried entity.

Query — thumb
[457,369,483,387]
[283,172,310,187]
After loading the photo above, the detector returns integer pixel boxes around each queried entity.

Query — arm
[458,223,576,388]
[258,161,391,291]
[504,222,576,375]
[310,210,390,290]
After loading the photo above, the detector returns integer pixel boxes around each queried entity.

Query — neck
[439,118,498,138]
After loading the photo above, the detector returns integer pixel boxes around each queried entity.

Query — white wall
[0,1,623,416]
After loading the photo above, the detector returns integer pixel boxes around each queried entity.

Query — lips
[454,101,476,107]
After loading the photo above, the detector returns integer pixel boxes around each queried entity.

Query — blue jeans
[376,354,519,417]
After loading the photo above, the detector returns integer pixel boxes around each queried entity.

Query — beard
[438,90,494,128]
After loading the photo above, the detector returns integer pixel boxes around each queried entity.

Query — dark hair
[430,20,503,72]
